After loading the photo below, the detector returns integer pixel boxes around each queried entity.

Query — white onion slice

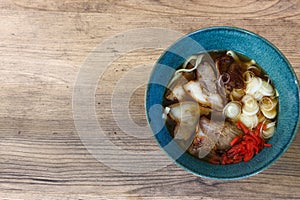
[262,122,276,139]
[262,126,275,139]
[257,111,266,123]
[260,97,277,112]
[266,121,276,129]
[223,101,241,119]
[246,77,263,95]
[242,95,259,116]
[253,90,264,101]
[260,96,278,119]
[240,113,258,129]
[261,108,277,119]
[243,71,255,83]
[259,79,275,96]
[230,88,245,100]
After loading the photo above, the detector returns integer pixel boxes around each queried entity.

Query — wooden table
[0,0,299,199]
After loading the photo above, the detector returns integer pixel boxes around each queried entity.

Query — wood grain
[0,0,299,199]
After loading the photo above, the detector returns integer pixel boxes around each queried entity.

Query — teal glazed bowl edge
[145,26,300,180]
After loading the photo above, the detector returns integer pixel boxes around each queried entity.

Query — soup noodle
[163,50,278,164]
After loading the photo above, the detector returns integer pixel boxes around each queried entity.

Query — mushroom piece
[216,54,245,92]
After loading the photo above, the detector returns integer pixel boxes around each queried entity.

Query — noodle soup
[162,50,278,165]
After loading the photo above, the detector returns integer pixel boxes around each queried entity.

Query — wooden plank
[0,0,299,199]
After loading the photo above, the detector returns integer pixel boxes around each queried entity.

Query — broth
[162,50,278,164]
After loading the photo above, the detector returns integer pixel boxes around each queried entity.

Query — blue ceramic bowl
[145,26,300,180]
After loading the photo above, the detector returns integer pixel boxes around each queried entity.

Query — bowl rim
[145,26,300,180]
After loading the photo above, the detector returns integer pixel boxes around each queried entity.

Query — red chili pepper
[256,122,263,131]
[255,128,260,136]
[233,154,242,160]
[226,158,234,164]
[252,134,262,146]
[209,157,221,165]
[227,149,238,157]
[210,160,220,165]
[239,143,247,153]
[230,136,241,146]
[244,151,254,162]
[243,135,257,146]
[257,122,268,135]
[262,124,267,131]
[246,142,252,151]
[229,144,240,152]
[217,121,273,165]
[264,143,272,147]
[252,145,259,154]
[221,156,227,165]
[236,122,242,129]
[258,140,264,149]
[239,122,250,134]
[233,158,243,163]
